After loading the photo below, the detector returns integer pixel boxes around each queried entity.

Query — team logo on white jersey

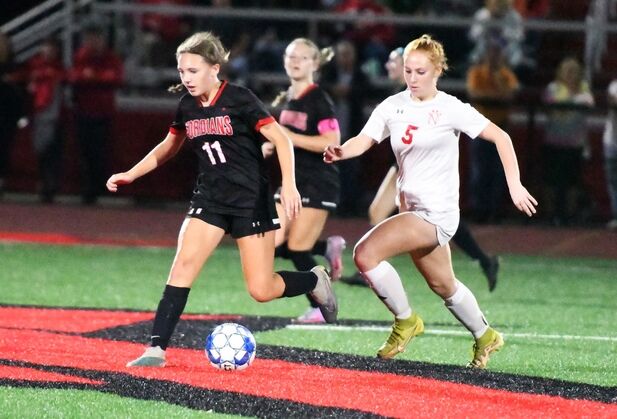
[428,109,442,126]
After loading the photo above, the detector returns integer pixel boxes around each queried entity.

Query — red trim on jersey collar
[196,80,228,108]
[208,80,227,106]
[255,116,276,131]
[295,83,318,100]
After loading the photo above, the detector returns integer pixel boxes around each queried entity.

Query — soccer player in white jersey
[324,34,537,368]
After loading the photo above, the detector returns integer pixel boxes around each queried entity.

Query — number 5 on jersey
[402,124,418,145]
[202,141,227,165]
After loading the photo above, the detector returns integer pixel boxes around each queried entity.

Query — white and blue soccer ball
[205,323,256,371]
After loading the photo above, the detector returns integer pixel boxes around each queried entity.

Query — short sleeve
[240,88,275,131]
[314,89,337,120]
[170,95,187,133]
[314,90,339,134]
[361,102,390,143]
[448,97,489,139]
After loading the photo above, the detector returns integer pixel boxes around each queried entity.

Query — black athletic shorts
[187,206,280,238]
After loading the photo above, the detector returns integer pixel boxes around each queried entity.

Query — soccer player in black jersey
[106,32,337,367]
[263,38,347,323]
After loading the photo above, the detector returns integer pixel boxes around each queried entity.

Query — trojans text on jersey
[186,116,233,139]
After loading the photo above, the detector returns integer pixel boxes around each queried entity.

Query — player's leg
[273,202,289,254]
[353,213,437,358]
[452,220,499,291]
[411,245,503,368]
[368,165,398,226]
[277,202,345,282]
[127,217,225,367]
[287,207,329,322]
[340,166,397,286]
[237,230,337,323]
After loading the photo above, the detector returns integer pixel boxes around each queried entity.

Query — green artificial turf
[0,387,244,418]
[1,241,616,415]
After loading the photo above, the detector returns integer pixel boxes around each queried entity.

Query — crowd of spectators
[1,0,616,229]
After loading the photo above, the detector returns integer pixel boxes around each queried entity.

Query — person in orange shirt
[466,40,519,224]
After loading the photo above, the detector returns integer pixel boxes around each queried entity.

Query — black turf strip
[0,360,385,418]
[85,316,617,405]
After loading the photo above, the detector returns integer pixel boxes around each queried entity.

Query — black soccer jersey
[278,84,340,204]
[170,81,275,217]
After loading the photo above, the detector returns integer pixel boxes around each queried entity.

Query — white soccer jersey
[362,90,489,214]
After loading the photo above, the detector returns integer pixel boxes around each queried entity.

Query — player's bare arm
[282,126,341,153]
[106,131,186,192]
[479,122,538,216]
[323,133,374,163]
[260,121,302,219]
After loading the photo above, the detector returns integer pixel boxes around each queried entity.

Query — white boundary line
[286,324,617,342]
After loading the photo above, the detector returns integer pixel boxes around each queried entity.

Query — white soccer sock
[362,261,412,319]
[444,280,489,339]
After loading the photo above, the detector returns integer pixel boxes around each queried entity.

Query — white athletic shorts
[411,209,460,247]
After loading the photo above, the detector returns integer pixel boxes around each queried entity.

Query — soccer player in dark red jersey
[106,32,337,367]
[263,38,346,323]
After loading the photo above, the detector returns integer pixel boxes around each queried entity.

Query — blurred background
[1,0,616,229]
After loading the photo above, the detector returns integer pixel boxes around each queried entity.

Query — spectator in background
[321,39,370,216]
[604,78,617,230]
[542,57,594,226]
[139,0,192,67]
[512,0,550,66]
[469,0,526,71]
[331,0,396,76]
[250,28,286,73]
[512,0,550,17]
[0,32,26,197]
[26,37,65,203]
[416,0,480,16]
[466,40,519,223]
[68,24,124,205]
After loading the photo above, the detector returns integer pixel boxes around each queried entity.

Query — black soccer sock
[275,242,290,259]
[311,240,327,256]
[279,271,318,297]
[288,250,320,308]
[452,221,489,263]
[288,250,317,271]
[150,285,191,350]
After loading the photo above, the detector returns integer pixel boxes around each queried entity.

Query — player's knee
[170,257,199,280]
[246,281,273,303]
[353,240,374,272]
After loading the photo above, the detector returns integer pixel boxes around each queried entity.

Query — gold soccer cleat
[377,313,424,359]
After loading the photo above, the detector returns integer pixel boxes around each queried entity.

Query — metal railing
[1,0,94,66]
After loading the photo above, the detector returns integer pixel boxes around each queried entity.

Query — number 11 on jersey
[202,141,227,165]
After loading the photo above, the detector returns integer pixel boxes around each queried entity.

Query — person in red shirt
[68,24,123,204]
[332,0,396,72]
[26,37,65,203]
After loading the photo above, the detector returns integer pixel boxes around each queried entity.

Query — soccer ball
[205,323,256,371]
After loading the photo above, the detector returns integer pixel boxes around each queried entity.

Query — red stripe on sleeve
[169,126,185,135]
[255,116,275,131]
